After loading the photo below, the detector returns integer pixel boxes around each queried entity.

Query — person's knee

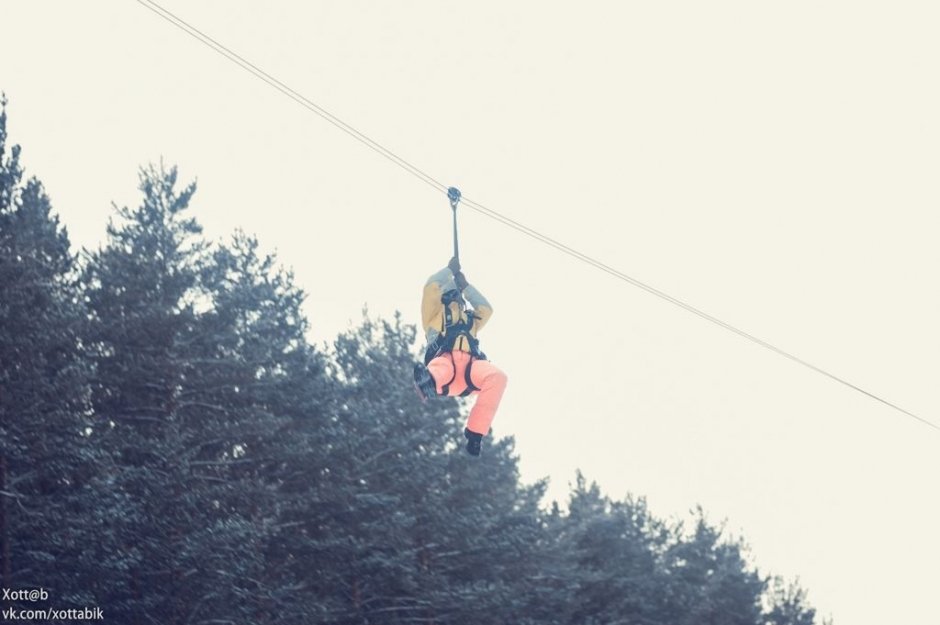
[490,368,508,391]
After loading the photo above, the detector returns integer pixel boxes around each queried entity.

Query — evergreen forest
[0,100,824,624]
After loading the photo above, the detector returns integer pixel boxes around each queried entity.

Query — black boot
[413,363,437,401]
[464,428,483,457]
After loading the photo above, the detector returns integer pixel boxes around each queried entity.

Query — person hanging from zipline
[413,188,508,457]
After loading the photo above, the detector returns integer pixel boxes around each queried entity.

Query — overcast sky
[3,2,939,623]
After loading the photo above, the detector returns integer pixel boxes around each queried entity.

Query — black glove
[448,256,461,274]
[454,271,469,291]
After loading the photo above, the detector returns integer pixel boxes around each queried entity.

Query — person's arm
[465,282,493,332]
[425,266,452,290]
[421,266,452,340]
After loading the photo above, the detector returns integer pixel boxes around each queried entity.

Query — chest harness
[422,289,487,397]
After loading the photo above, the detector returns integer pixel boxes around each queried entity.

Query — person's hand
[454,271,469,291]
[448,256,461,274]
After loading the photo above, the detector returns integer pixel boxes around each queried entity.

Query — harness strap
[440,353,459,396]
[439,353,481,397]
[425,290,487,396]
[460,357,480,397]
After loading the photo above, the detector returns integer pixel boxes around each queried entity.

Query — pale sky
[3,2,940,623]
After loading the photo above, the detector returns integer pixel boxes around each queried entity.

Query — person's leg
[465,359,508,436]
[426,353,469,396]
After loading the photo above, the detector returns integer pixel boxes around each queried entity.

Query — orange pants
[427,351,507,436]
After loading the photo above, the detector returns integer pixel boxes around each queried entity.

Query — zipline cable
[135,0,448,196]
[135,0,937,432]
[458,196,937,431]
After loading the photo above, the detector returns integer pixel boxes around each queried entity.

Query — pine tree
[763,578,818,625]
[304,314,546,624]
[80,162,207,622]
[662,509,765,625]
[555,474,675,625]
[0,98,95,603]
[178,231,332,623]
[82,166,334,623]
